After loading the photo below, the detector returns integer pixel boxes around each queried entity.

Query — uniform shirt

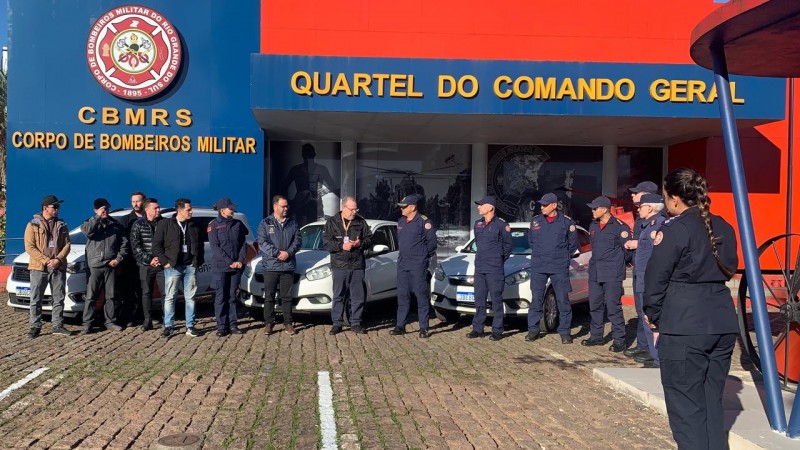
[529,213,577,274]
[208,215,248,272]
[397,213,437,271]
[588,217,632,282]
[474,216,513,274]
[643,207,739,335]
[632,214,666,292]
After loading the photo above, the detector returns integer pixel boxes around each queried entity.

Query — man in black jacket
[323,196,373,335]
[81,198,127,334]
[129,197,164,331]
[152,198,205,338]
[117,191,146,328]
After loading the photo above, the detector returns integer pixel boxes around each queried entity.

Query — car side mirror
[572,249,581,258]
[370,244,389,256]
[455,245,465,253]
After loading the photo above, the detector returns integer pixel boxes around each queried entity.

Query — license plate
[456,291,475,302]
[16,287,31,298]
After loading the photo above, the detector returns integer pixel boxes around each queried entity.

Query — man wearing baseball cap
[392,195,437,338]
[581,196,632,352]
[526,192,578,344]
[81,197,128,334]
[467,196,513,341]
[24,195,72,338]
[209,197,249,336]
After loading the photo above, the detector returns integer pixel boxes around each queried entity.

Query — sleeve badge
[206,226,213,233]
[650,230,657,240]
[424,223,432,230]
[505,225,511,232]
[569,225,576,232]
[620,231,629,239]
[654,231,664,246]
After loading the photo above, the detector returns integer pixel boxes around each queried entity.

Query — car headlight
[66,261,87,274]
[306,264,332,281]
[434,264,446,281]
[504,269,530,285]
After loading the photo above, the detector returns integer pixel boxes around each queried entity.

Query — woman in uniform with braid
[643,167,739,450]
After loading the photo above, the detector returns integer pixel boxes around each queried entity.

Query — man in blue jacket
[258,195,302,335]
[209,197,249,337]
[526,192,578,344]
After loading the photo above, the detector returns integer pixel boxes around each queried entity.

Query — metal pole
[788,79,800,439]
[786,79,794,390]
[711,46,787,432]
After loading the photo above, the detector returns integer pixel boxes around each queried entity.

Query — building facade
[6,0,795,263]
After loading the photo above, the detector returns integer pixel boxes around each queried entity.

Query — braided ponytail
[664,168,735,278]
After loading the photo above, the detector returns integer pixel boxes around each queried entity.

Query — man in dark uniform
[208,198,249,336]
[391,195,437,338]
[627,181,658,241]
[467,196,513,341]
[526,192,578,344]
[623,193,666,366]
[323,196,373,335]
[581,196,632,352]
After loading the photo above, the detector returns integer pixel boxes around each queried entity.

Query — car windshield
[462,228,531,255]
[300,225,325,250]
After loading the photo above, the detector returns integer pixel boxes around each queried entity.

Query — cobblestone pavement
[0,294,752,449]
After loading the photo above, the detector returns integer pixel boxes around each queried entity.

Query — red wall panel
[261,0,719,63]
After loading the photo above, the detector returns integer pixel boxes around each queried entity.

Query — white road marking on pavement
[318,371,338,450]
[0,368,49,403]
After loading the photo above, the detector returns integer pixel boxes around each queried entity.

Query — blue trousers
[588,279,625,343]
[528,271,572,336]
[472,272,505,334]
[213,270,241,331]
[331,269,365,327]
[396,268,430,331]
[659,333,735,450]
[634,284,659,361]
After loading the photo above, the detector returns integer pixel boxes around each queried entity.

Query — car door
[364,224,399,301]
[568,228,592,302]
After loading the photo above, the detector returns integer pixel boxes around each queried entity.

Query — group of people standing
[23,167,738,448]
[464,168,737,449]
[25,193,247,339]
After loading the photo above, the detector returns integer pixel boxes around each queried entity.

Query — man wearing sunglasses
[24,195,72,338]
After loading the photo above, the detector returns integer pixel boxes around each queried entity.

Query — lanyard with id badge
[178,219,188,253]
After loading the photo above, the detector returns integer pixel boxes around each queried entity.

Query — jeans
[29,267,66,329]
[164,265,197,328]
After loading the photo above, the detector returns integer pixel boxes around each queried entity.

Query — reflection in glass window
[300,225,325,250]
[356,143,472,259]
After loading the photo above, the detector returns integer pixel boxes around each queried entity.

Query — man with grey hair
[323,196,373,335]
[624,193,666,367]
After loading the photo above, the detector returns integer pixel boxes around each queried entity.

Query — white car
[6,208,255,317]
[430,222,593,332]
[238,220,399,320]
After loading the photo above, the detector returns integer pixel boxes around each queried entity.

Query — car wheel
[539,287,559,333]
[434,307,460,323]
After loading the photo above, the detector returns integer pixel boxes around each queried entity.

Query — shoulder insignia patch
[499,217,507,222]
[620,230,629,239]
[564,215,572,220]
[424,223,432,230]
[206,226,212,233]
[421,215,428,220]
[532,221,539,228]
[650,230,657,240]
[569,224,576,232]
[654,231,664,245]
[650,219,656,226]
[505,225,511,232]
